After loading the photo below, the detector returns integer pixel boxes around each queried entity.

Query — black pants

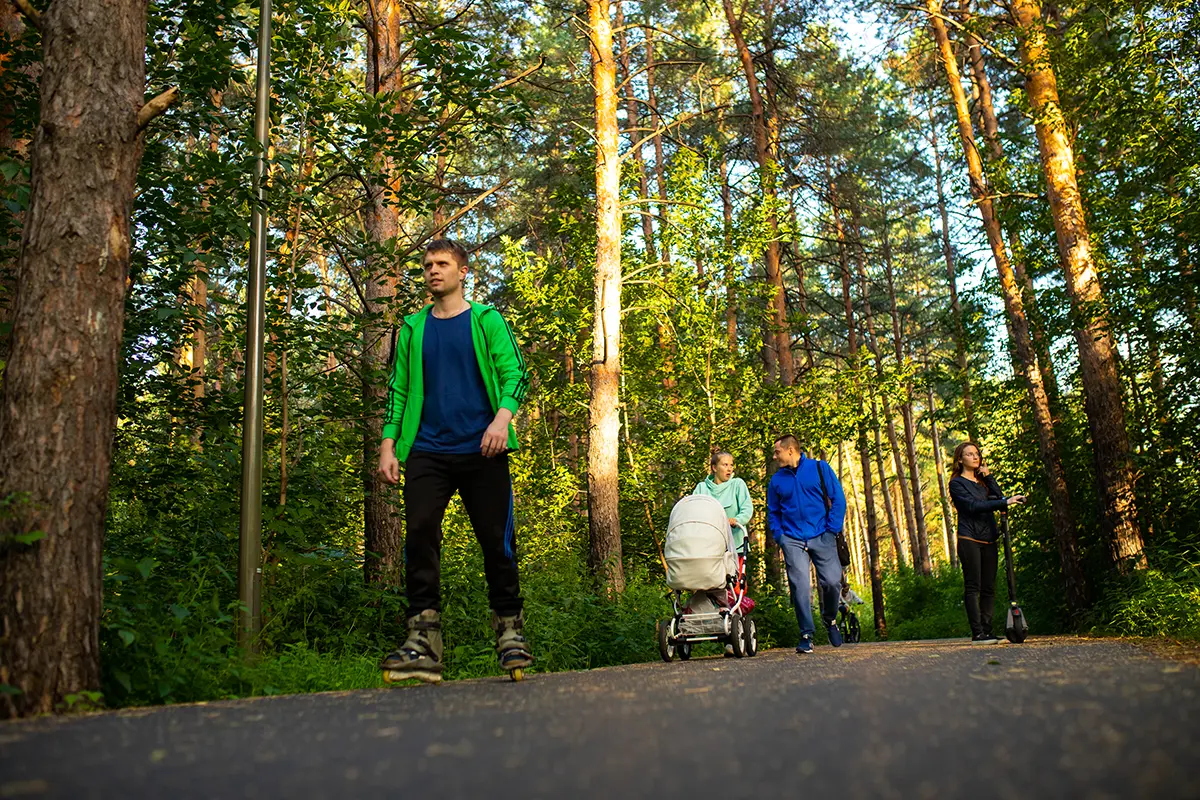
[404,451,522,617]
[958,537,998,637]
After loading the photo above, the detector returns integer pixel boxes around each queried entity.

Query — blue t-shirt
[410,311,495,455]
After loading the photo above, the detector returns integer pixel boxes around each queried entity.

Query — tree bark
[361,0,406,588]
[721,0,792,385]
[878,204,932,573]
[928,0,1088,612]
[644,24,669,265]
[0,0,149,718]
[615,2,656,264]
[927,105,977,442]
[1009,0,1145,572]
[586,0,625,595]
[718,134,736,354]
[844,182,918,565]
[960,10,1061,407]
[831,181,886,636]
[926,374,956,567]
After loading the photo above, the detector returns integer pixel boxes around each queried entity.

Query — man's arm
[378,324,411,484]
[485,310,530,416]
[766,479,782,542]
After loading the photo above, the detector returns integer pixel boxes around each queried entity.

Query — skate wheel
[509,668,524,682]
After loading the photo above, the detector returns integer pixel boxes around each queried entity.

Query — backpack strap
[816,460,832,512]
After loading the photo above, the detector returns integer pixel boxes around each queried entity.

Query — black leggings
[403,451,522,617]
[957,538,998,637]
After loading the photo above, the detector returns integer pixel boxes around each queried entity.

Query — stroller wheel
[729,615,746,658]
[743,617,758,657]
[658,618,676,662]
[678,640,692,661]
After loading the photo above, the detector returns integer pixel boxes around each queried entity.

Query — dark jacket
[949,474,1007,544]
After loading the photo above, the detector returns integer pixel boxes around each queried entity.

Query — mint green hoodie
[692,475,753,547]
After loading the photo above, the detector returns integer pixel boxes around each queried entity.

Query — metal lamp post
[237,0,272,652]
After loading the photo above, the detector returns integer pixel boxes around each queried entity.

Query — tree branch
[10,0,41,30]
[136,87,180,131]
[621,104,729,163]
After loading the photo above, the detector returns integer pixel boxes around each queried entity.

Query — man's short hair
[424,238,469,267]
[774,434,800,452]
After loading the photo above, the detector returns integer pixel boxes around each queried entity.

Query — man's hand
[378,441,401,485]
[481,409,514,458]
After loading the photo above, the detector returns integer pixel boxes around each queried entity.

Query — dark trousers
[404,451,522,617]
[958,538,998,636]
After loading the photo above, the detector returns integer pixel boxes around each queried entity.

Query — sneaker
[796,636,814,655]
[827,622,844,648]
[971,633,1002,644]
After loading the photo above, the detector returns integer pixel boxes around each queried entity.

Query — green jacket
[692,475,753,548]
[381,302,530,462]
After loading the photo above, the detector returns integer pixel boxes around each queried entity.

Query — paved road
[2,637,1198,799]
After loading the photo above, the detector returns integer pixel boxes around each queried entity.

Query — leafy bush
[1089,548,1200,641]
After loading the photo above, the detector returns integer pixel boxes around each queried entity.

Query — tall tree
[1009,0,1146,572]
[361,0,405,587]
[586,0,625,594]
[926,0,1088,614]
[831,177,886,636]
[0,0,175,717]
[721,0,793,384]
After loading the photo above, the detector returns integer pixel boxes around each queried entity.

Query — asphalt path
[2,637,1197,800]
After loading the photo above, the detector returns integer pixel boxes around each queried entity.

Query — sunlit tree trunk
[928,0,1088,613]
[0,0,155,718]
[960,9,1060,407]
[644,24,669,265]
[362,0,405,588]
[586,0,625,595]
[718,131,737,354]
[721,0,792,385]
[1009,0,1145,572]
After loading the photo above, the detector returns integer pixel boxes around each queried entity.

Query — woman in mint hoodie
[692,451,753,549]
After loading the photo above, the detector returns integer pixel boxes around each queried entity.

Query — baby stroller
[658,494,758,661]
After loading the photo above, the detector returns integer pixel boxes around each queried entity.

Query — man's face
[772,440,793,466]
[423,249,467,298]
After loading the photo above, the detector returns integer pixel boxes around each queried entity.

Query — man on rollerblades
[377,238,533,683]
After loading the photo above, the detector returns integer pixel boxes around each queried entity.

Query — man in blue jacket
[767,434,848,654]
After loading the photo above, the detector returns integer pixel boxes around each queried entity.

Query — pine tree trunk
[961,14,1061,407]
[615,2,657,264]
[832,193,887,637]
[721,0,792,385]
[0,0,149,718]
[845,186,920,562]
[719,139,737,354]
[879,208,932,573]
[927,380,957,567]
[587,0,625,595]
[644,25,669,265]
[362,0,405,588]
[928,0,1088,613]
[928,106,977,442]
[1009,0,1145,572]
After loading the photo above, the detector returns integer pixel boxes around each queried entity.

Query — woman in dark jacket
[949,442,1026,643]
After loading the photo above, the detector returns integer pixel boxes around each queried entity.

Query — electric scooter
[1000,511,1028,643]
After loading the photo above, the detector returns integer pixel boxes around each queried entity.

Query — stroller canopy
[664,495,739,591]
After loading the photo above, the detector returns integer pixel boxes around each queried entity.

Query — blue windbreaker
[767,457,847,542]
